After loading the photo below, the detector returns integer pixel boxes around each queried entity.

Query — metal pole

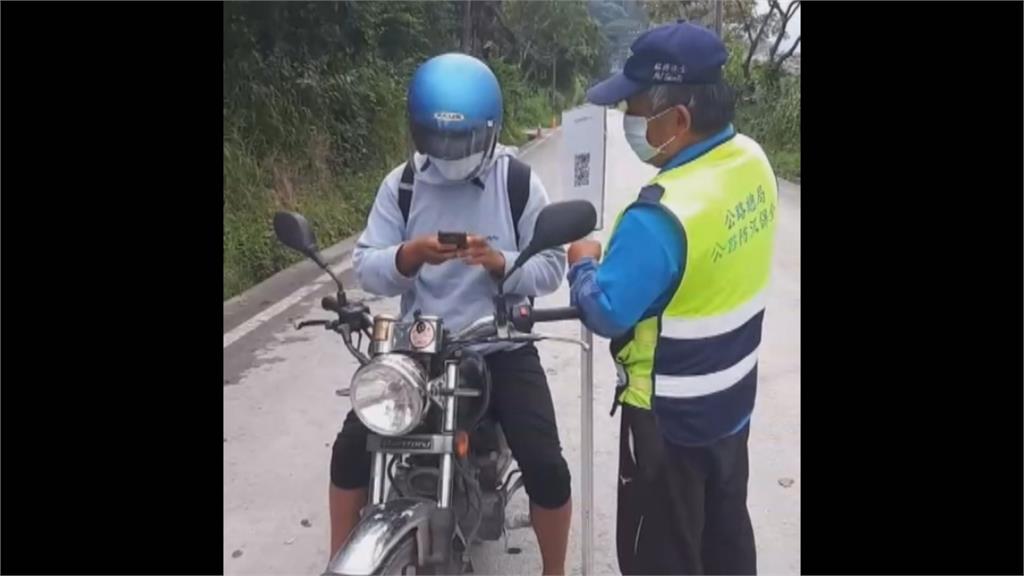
[714,0,723,35]
[551,0,557,121]
[462,0,473,54]
[580,324,594,575]
[552,56,557,128]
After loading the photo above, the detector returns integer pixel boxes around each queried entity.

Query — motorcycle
[272,199,597,575]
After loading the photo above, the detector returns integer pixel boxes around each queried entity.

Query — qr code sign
[574,153,590,187]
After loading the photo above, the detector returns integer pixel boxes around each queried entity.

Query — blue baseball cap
[587,21,728,106]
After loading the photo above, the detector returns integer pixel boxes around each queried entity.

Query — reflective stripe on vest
[655,287,766,397]
[611,134,778,445]
[660,289,767,340]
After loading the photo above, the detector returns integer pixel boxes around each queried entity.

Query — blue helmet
[408,53,503,178]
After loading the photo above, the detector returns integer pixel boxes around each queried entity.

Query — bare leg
[329,485,367,558]
[531,499,572,575]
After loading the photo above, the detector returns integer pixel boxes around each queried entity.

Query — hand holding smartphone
[437,231,468,249]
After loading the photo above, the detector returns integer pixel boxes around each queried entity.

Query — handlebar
[293,294,371,365]
[527,306,579,323]
[322,295,373,331]
[306,294,581,361]
[510,304,580,333]
[452,305,581,344]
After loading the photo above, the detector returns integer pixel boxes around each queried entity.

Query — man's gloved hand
[568,239,602,266]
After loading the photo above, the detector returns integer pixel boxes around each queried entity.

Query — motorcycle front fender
[323,498,435,576]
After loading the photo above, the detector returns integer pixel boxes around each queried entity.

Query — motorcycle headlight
[351,354,428,436]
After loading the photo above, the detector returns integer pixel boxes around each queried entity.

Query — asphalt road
[223,109,801,575]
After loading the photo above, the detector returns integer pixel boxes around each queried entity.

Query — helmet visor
[410,121,497,161]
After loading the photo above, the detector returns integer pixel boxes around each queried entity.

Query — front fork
[437,360,458,508]
[367,360,459,511]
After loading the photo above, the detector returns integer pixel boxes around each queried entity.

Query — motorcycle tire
[374,533,421,575]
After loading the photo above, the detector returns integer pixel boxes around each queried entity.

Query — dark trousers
[617,405,757,575]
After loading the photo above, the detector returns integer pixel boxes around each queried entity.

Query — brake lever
[534,334,591,351]
[335,323,371,366]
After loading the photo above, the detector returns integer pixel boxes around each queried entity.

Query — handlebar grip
[510,304,579,332]
[530,306,580,323]
[322,296,340,312]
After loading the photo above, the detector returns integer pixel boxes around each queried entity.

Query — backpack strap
[398,161,415,225]
[505,156,535,305]
[505,157,531,249]
[397,156,531,245]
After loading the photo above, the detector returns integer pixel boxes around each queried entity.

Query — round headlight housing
[350,354,428,436]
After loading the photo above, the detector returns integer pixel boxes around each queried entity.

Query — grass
[735,99,801,182]
[223,138,386,301]
[761,144,800,183]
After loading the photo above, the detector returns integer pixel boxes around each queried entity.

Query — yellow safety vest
[610,133,778,445]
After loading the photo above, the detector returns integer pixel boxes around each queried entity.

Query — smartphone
[438,231,468,249]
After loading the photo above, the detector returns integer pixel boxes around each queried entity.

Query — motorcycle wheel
[374,533,467,576]
[374,533,421,576]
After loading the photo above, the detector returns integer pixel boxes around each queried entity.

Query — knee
[330,415,371,490]
[520,456,572,509]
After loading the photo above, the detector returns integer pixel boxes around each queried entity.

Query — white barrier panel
[561,104,608,230]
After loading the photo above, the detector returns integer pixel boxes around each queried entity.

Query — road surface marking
[222,257,351,349]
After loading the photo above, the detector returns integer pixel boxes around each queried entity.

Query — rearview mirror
[272,211,345,291]
[510,200,597,273]
[273,211,319,256]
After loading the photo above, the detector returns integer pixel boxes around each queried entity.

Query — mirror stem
[310,252,345,292]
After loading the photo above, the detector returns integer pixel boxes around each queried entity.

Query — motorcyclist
[330,52,573,575]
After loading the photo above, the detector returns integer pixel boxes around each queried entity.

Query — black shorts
[330,344,571,509]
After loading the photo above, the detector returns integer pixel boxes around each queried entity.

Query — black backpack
[397,157,532,248]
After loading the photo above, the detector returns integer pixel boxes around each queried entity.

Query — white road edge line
[222,257,351,349]
[222,131,558,351]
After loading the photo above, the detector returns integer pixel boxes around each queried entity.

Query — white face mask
[623,107,677,162]
[430,152,486,182]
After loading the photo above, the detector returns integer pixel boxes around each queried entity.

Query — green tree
[504,0,605,106]
[588,0,649,73]
[640,0,762,35]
